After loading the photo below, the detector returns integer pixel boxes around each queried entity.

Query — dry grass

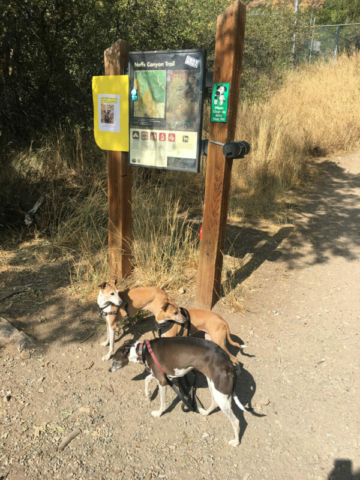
[230,52,360,219]
[45,173,199,293]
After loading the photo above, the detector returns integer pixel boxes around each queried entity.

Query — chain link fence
[308,24,360,64]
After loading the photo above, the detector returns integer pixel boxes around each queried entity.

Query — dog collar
[153,320,175,336]
[98,301,124,318]
[154,308,191,338]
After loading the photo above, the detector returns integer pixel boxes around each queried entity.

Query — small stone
[77,407,91,414]
[178,287,186,294]
[202,432,209,438]
[259,398,270,406]
[3,395,11,402]
[20,351,31,360]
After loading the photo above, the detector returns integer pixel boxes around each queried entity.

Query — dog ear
[161,302,170,312]
[122,339,135,354]
[98,282,107,290]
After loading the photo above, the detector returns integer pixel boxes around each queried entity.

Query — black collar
[154,308,191,337]
[98,301,124,318]
[179,308,191,337]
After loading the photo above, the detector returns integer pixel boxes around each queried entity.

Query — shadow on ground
[328,459,360,480]
[222,159,360,295]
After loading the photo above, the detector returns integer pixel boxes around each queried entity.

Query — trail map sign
[129,49,205,173]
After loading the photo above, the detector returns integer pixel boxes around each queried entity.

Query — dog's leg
[101,320,110,347]
[198,377,217,416]
[145,374,154,401]
[102,327,115,361]
[151,383,167,418]
[211,386,240,447]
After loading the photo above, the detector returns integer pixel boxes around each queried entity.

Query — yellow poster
[92,75,129,151]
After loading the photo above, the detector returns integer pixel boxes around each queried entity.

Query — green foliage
[316,0,360,24]
[0,0,229,141]
[242,7,311,100]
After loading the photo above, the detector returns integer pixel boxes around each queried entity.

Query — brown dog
[97,281,185,361]
[155,308,246,364]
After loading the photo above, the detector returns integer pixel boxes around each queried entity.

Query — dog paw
[198,408,209,416]
[228,439,239,447]
[102,354,111,361]
[101,340,110,347]
[151,410,163,418]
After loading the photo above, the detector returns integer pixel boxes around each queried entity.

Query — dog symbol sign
[211,83,229,123]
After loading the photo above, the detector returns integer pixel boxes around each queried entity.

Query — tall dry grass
[47,171,199,291]
[231,52,360,218]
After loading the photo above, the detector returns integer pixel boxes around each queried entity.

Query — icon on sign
[130,88,138,101]
[132,131,139,140]
[141,132,148,140]
[131,159,137,163]
[150,132,157,141]
[168,133,176,142]
[182,135,189,143]
[159,133,166,142]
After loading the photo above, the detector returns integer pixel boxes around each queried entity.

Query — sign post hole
[104,40,132,279]
[195,1,247,310]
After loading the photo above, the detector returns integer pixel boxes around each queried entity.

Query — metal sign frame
[128,49,206,173]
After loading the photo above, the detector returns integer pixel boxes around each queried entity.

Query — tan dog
[97,281,185,361]
[156,308,246,364]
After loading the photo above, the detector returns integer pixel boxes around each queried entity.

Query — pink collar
[144,339,165,374]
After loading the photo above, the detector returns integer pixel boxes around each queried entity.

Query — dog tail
[233,393,245,411]
[224,321,246,349]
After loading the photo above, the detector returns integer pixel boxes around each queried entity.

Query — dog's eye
[175,311,178,315]
[111,293,115,295]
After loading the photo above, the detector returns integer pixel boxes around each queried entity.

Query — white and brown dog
[155,308,246,364]
[97,281,185,361]
[109,337,246,446]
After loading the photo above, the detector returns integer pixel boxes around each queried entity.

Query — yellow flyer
[92,75,129,151]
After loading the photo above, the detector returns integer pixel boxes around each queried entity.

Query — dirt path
[1,151,360,480]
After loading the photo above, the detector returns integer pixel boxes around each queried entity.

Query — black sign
[129,49,205,173]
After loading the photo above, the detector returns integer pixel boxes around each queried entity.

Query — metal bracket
[201,139,250,159]
[205,71,214,88]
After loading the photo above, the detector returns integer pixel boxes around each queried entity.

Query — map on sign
[166,70,200,131]
[129,49,205,173]
[134,71,166,118]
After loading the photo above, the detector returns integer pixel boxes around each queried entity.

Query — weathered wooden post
[104,40,132,279]
[195,1,246,310]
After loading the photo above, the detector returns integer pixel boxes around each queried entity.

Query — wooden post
[104,39,132,279]
[195,1,246,309]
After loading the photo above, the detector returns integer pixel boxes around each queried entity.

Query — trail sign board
[211,83,229,123]
[129,49,205,173]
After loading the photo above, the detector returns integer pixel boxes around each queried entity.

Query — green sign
[211,83,229,123]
